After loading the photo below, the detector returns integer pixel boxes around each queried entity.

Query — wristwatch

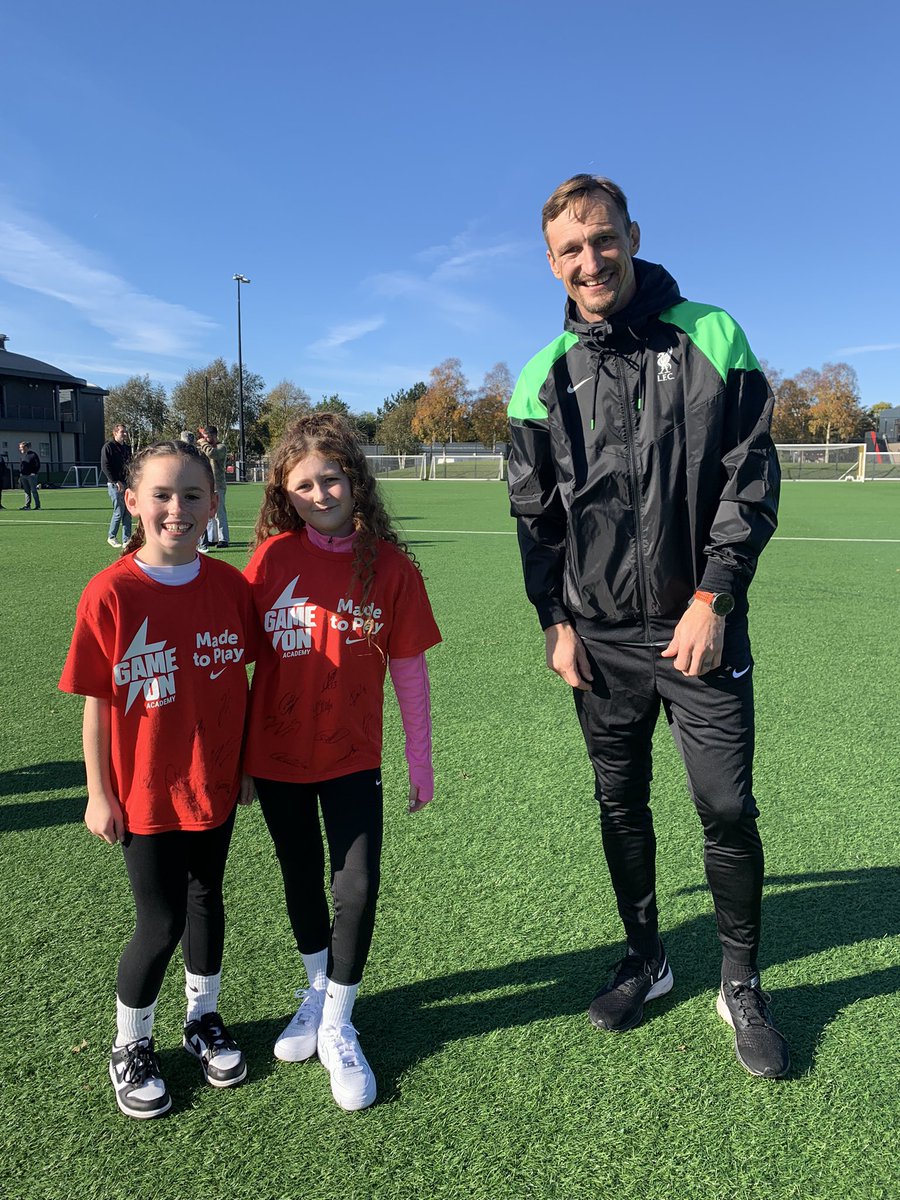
[691,589,734,616]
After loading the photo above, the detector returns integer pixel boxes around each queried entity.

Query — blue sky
[3,0,898,413]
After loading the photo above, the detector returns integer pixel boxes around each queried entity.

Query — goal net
[365,454,426,480]
[775,444,863,481]
[429,454,505,481]
[859,451,900,481]
[61,465,100,488]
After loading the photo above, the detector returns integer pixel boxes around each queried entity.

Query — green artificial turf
[0,480,898,1200]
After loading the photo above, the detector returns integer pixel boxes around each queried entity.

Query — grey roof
[0,348,86,385]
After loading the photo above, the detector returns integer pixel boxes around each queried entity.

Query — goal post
[775,444,864,481]
[428,454,505,481]
[60,465,100,488]
[365,454,426,481]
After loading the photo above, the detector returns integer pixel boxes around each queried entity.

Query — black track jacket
[507,259,780,642]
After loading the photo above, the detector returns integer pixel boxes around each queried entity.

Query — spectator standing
[18,441,41,510]
[197,426,230,548]
[100,424,133,549]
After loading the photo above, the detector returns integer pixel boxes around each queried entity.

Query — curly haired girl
[244,412,441,1110]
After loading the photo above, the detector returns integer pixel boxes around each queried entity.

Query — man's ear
[547,248,563,282]
[630,222,641,255]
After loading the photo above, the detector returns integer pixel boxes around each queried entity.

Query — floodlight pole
[233,274,251,481]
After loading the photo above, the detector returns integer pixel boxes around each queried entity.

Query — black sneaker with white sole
[588,945,674,1032]
[717,975,790,1079]
[109,1037,172,1119]
[183,1011,247,1087]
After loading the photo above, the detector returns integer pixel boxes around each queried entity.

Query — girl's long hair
[122,441,215,555]
[251,413,419,608]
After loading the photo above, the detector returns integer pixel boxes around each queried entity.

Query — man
[507,175,788,1078]
[196,426,230,549]
[18,442,41,510]
[100,424,132,548]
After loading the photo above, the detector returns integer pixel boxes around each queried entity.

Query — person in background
[100,424,133,549]
[18,441,41,510]
[197,425,230,549]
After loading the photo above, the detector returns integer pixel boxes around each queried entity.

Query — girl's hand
[238,774,256,806]
[407,783,432,814]
[84,792,125,845]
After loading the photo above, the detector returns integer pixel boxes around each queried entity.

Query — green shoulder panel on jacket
[508,332,578,420]
[660,301,760,384]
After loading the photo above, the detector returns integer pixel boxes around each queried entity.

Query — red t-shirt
[244,530,441,783]
[59,555,259,834]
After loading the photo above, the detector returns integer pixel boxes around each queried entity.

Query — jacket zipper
[617,355,652,640]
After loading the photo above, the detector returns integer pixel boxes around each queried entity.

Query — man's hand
[660,603,724,677]
[238,773,256,806]
[544,622,593,690]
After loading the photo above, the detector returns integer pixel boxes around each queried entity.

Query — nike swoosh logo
[731,665,751,679]
[210,668,228,680]
[567,378,592,393]
[345,637,367,644]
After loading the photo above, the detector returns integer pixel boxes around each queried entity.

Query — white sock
[184,969,221,1023]
[115,995,157,1046]
[322,980,359,1029]
[302,949,329,992]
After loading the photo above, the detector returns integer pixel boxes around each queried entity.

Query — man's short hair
[542,174,632,241]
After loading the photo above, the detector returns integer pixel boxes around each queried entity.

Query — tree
[806,362,868,447]
[412,358,470,446]
[315,394,351,415]
[169,358,265,456]
[353,411,378,443]
[258,379,311,449]
[470,361,513,450]
[770,376,813,444]
[104,375,169,450]
[377,383,425,454]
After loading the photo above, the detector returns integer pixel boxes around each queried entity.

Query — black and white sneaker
[183,1012,247,1087]
[109,1037,172,1119]
[588,945,674,1031]
[717,975,790,1079]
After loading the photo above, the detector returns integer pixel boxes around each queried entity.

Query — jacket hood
[564,258,684,340]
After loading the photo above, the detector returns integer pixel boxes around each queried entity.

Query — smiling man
[507,174,789,1079]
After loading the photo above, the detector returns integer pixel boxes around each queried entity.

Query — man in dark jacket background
[100,423,132,549]
[507,174,788,1079]
[18,441,41,510]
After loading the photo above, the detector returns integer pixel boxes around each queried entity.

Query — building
[0,334,107,484]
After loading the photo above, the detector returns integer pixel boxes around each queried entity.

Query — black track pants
[255,769,383,986]
[573,634,763,966]
[118,806,237,1007]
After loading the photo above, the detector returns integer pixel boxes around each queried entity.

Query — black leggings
[255,769,383,986]
[117,807,236,1007]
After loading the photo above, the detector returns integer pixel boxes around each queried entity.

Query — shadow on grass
[0,761,86,830]
[351,865,899,1099]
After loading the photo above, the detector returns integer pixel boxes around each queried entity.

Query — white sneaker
[316,1022,376,1111]
[109,1037,171,1119]
[274,987,324,1062]
[107,537,121,548]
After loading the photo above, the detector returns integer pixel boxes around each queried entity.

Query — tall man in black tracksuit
[507,174,789,1079]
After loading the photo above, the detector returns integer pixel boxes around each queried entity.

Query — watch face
[711,592,735,616]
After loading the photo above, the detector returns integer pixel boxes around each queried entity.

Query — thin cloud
[836,342,900,355]
[307,316,385,355]
[0,203,216,356]
[369,229,527,332]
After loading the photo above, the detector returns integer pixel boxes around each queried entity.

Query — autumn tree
[377,383,425,454]
[770,377,813,443]
[412,358,470,447]
[104,375,169,450]
[806,362,869,447]
[169,358,265,454]
[470,362,513,450]
[258,380,311,449]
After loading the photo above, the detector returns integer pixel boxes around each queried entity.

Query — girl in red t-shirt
[245,413,441,1111]
[59,441,258,1120]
